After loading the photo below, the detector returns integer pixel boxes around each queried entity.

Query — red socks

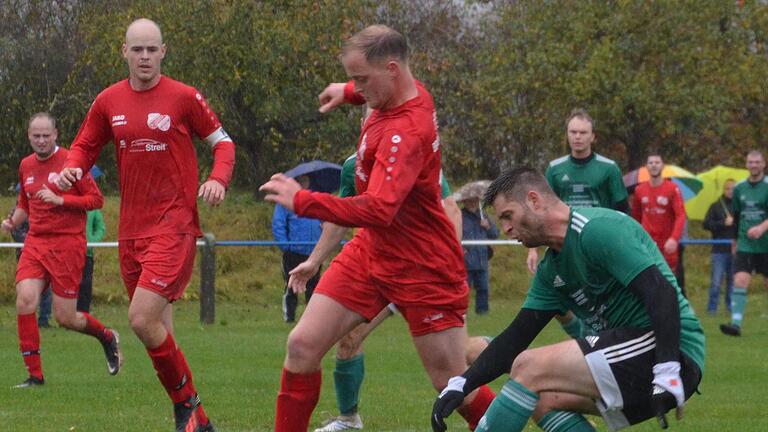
[458,384,496,431]
[81,312,113,343]
[147,333,198,403]
[275,368,322,432]
[17,313,43,379]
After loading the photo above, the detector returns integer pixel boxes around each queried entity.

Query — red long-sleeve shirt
[65,76,234,240]
[18,147,103,241]
[631,179,687,249]
[294,82,466,285]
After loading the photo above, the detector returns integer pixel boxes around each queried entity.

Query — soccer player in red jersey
[2,112,121,388]
[261,25,494,432]
[631,154,687,281]
[56,19,234,432]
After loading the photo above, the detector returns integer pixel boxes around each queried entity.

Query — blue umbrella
[90,165,104,179]
[284,160,343,193]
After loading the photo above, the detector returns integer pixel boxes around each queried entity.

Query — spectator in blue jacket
[460,196,498,314]
[272,176,323,322]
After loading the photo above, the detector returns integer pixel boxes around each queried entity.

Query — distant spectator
[703,179,736,315]
[460,196,498,314]
[272,175,323,323]
[77,209,106,313]
[631,154,687,295]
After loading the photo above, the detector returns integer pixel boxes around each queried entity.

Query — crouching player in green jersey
[432,167,705,432]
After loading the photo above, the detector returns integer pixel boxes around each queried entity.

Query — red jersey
[631,179,686,259]
[18,147,103,241]
[66,76,229,240]
[294,82,466,285]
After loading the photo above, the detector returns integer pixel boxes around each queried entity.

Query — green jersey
[339,153,451,199]
[545,153,627,208]
[524,207,705,371]
[732,176,768,253]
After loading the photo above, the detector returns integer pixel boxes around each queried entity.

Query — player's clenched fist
[56,167,83,191]
[431,376,467,431]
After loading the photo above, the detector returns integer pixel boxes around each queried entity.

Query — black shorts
[577,328,702,430]
[734,252,768,277]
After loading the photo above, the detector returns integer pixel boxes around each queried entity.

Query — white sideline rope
[0,239,520,248]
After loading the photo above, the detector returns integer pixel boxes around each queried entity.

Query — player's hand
[318,83,347,114]
[651,361,685,429]
[57,167,82,191]
[663,238,678,255]
[1,218,14,234]
[747,225,766,240]
[199,179,226,206]
[431,376,466,432]
[526,248,539,274]
[36,185,63,206]
[288,259,321,294]
[259,174,302,212]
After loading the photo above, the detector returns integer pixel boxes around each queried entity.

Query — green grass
[0,294,767,431]
[1,192,768,430]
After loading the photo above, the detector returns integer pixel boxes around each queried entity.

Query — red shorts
[315,239,468,337]
[16,238,85,299]
[119,234,197,302]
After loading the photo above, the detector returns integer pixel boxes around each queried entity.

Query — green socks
[537,410,596,431]
[731,287,747,327]
[333,354,365,415]
[476,379,539,431]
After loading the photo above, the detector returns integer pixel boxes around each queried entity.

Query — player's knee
[509,350,541,390]
[53,308,75,329]
[286,329,322,365]
[15,293,37,314]
[128,309,152,334]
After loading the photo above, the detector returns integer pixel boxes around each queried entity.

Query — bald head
[126,18,163,43]
[123,18,166,90]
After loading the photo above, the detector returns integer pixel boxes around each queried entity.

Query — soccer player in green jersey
[432,167,704,432]
[529,109,628,339]
[720,150,768,336]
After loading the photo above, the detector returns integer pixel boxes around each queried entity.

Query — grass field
[1,193,768,430]
[1,293,767,431]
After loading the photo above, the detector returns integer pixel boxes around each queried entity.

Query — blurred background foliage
[2,0,768,192]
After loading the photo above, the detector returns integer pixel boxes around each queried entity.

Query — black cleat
[13,376,44,389]
[719,323,741,337]
[101,329,123,375]
[174,394,216,432]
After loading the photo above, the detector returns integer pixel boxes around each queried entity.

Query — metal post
[200,232,216,325]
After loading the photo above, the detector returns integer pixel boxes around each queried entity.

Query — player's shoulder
[548,155,570,168]
[571,207,628,236]
[592,152,618,166]
[19,153,37,168]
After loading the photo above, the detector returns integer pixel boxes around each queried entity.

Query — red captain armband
[344,81,366,105]
[208,140,235,188]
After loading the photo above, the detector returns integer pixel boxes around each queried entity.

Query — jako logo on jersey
[147,113,171,132]
[47,172,60,184]
[111,114,127,127]
[25,176,34,185]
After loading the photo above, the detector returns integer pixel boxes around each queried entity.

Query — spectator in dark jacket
[272,175,323,322]
[460,197,498,314]
[703,179,737,314]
